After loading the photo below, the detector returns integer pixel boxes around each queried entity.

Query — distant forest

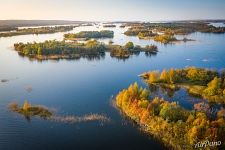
[0,20,88,31]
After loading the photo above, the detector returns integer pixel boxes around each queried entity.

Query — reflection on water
[0,23,225,150]
[17,51,106,61]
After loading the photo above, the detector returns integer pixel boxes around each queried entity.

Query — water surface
[0,24,225,150]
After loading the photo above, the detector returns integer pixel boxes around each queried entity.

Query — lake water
[0,24,225,150]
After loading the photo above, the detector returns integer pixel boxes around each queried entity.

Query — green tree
[139,89,149,100]
[124,42,134,50]
[37,47,43,55]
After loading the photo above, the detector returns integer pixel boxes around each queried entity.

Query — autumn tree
[148,71,159,83]
[168,69,176,84]
[160,70,169,83]
[23,100,30,111]
[203,77,222,96]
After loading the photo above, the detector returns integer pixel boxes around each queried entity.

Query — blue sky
[0,0,225,21]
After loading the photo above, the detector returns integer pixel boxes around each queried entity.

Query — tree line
[64,30,114,39]
[116,82,225,149]
[141,67,225,103]
[14,40,158,60]
[0,26,75,37]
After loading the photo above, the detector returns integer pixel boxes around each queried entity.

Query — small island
[9,100,110,123]
[123,22,225,43]
[64,30,114,40]
[8,100,52,120]
[140,67,225,103]
[14,40,158,60]
[116,82,225,149]
[103,24,116,28]
[0,26,76,37]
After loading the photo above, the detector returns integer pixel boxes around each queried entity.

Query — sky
[0,0,225,21]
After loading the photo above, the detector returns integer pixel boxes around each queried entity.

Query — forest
[123,22,225,43]
[116,82,225,150]
[14,40,158,60]
[103,24,116,28]
[64,30,114,39]
[140,67,225,103]
[0,26,75,37]
[0,20,85,31]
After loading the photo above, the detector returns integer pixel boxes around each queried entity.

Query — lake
[0,24,225,150]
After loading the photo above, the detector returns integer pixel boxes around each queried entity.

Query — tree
[124,42,134,50]
[139,89,149,100]
[188,126,199,144]
[37,47,43,55]
[138,100,149,109]
[23,100,30,111]
[159,102,187,122]
[149,71,159,83]
[160,70,169,83]
[121,90,130,109]
[203,77,222,96]
[168,69,176,84]
[186,67,217,84]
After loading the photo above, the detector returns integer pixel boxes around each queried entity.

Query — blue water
[0,24,225,150]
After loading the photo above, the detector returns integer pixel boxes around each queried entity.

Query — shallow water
[0,24,225,150]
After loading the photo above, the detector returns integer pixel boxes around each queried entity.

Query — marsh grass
[8,101,110,124]
[50,114,110,124]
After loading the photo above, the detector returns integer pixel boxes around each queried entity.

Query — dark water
[0,24,225,150]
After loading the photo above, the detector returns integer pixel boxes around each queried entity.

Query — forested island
[140,67,225,103]
[103,24,116,28]
[64,30,114,40]
[0,26,76,37]
[116,82,225,150]
[14,40,158,60]
[0,20,86,32]
[9,101,52,120]
[9,101,110,123]
[123,22,225,43]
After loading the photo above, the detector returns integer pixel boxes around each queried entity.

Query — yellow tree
[168,69,176,84]
[149,71,159,83]
[23,100,30,111]
[160,70,169,83]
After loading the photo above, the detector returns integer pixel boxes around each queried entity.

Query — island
[103,24,116,28]
[0,20,86,32]
[14,40,158,60]
[8,100,52,120]
[115,82,225,150]
[9,100,110,123]
[0,26,76,37]
[123,22,225,43]
[140,67,225,103]
[64,30,114,40]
